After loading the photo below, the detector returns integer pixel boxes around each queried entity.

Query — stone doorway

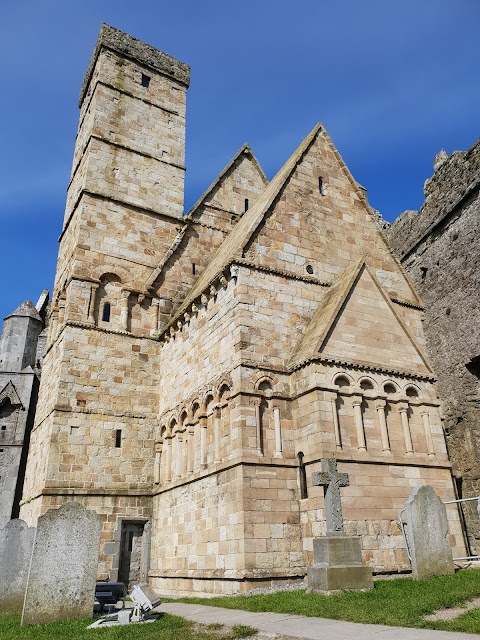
[118,522,145,588]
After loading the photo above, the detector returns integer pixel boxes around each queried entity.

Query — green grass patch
[0,613,250,640]
[230,626,257,639]
[175,569,480,633]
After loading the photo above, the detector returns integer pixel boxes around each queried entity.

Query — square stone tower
[19,25,191,579]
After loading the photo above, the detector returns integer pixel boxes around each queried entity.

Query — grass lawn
[0,613,256,640]
[175,569,480,634]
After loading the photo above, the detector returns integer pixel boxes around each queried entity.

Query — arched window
[334,375,350,388]
[405,386,419,398]
[384,383,397,395]
[360,379,374,391]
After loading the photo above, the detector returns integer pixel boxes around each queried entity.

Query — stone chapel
[16,24,466,595]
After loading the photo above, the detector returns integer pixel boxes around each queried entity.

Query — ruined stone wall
[388,140,480,540]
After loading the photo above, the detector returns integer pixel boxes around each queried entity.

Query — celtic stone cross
[312,458,349,535]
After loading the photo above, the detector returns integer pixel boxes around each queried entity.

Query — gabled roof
[289,259,364,368]
[289,260,432,373]
[185,143,268,220]
[170,123,323,325]
[0,380,23,408]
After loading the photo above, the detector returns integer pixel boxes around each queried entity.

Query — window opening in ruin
[1,425,6,431]
[192,263,196,275]
[102,302,111,322]
[406,386,419,398]
[384,383,397,394]
[306,264,314,275]
[244,198,249,212]
[318,177,325,195]
[466,356,480,381]
[297,451,308,499]
[141,74,150,88]
[115,429,122,448]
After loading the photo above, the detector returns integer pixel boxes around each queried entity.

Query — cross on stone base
[312,458,349,535]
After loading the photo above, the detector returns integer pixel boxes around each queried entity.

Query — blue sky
[0,0,479,322]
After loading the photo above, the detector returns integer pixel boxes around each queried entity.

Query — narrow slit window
[244,198,249,212]
[141,73,150,88]
[115,429,122,448]
[318,177,325,195]
[102,302,111,322]
[192,263,196,275]
[298,452,308,499]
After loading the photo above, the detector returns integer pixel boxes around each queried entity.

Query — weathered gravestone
[405,485,454,580]
[21,501,102,625]
[0,519,36,614]
[307,458,372,593]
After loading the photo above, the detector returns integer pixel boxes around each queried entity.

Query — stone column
[164,435,172,483]
[352,395,366,451]
[420,407,435,458]
[87,283,99,325]
[214,406,222,463]
[120,290,130,332]
[154,442,162,485]
[399,402,414,455]
[326,391,342,450]
[199,415,207,468]
[375,399,391,453]
[150,298,160,337]
[273,405,283,458]
[174,430,184,478]
[186,425,195,472]
[57,300,66,337]
[252,398,263,456]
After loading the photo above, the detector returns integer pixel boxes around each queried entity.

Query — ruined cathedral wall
[388,140,480,507]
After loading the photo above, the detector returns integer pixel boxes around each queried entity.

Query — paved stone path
[161,602,480,640]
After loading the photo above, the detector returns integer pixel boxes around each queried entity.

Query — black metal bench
[95,582,127,612]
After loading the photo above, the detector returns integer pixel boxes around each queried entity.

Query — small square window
[141,74,150,88]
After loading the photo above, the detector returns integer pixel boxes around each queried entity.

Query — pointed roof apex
[170,123,324,326]
[6,300,42,322]
[0,380,23,408]
[185,143,268,219]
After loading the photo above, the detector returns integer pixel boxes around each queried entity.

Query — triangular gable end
[0,381,24,408]
[185,144,268,222]
[290,262,432,375]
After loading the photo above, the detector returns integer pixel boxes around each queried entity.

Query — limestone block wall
[243,132,416,304]
[67,46,187,226]
[158,279,240,414]
[300,461,464,572]
[233,265,327,368]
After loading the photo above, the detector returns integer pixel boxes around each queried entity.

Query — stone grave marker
[405,484,454,579]
[0,519,36,614]
[307,458,372,593]
[21,501,102,625]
